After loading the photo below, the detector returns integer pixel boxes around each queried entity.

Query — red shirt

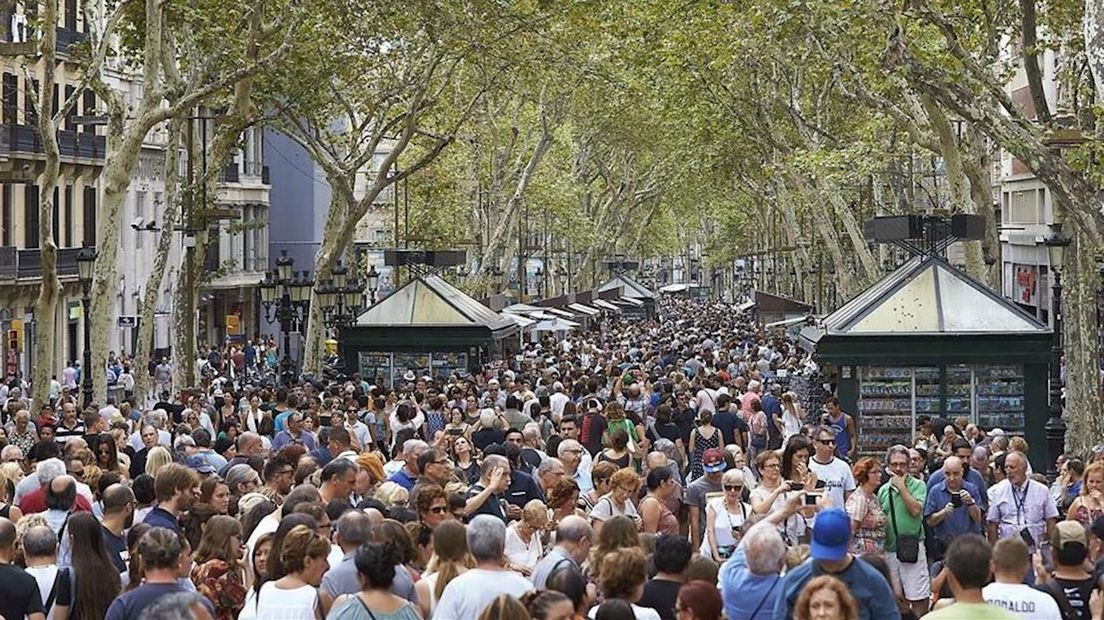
[18,485,92,514]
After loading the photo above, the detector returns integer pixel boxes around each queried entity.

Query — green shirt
[877,476,927,552]
[926,602,1018,619]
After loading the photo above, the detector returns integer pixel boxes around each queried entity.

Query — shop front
[799,255,1052,468]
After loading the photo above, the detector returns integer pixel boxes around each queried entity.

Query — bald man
[924,456,984,559]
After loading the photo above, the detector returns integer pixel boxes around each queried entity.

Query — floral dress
[191,558,247,620]
[845,489,886,554]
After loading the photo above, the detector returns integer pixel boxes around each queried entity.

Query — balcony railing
[0,23,89,57]
[0,246,90,280]
[220,163,239,183]
[0,124,106,161]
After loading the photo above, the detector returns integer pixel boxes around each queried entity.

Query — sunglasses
[428,506,448,514]
[818,438,836,445]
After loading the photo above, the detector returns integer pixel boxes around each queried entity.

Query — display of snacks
[913,367,942,415]
[945,366,972,417]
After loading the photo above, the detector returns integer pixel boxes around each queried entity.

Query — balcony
[220,163,239,183]
[0,124,105,163]
[0,246,90,281]
[261,165,270,184]
[0,24,88,58]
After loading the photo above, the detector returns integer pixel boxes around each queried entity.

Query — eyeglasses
[432,459,451,465]
[762,462,781,469]
[723,485,743,491]
[428,506,448,514]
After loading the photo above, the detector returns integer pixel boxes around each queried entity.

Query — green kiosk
[798,255,1053,468]
[340,274,518,387]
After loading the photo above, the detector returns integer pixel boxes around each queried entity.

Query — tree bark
[133,118,183,404]
[30,1,61,410]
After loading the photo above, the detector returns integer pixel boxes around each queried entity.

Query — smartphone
[1020,527,1036,549]
[789,481,805,492]
[950,493,962,508]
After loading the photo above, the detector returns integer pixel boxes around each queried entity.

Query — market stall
[798,255,1052,467]
[340,274,518,386]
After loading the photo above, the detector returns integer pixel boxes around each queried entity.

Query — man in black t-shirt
[101,484,135,574]
[1037,520,1096,620]
[0,517,45,620]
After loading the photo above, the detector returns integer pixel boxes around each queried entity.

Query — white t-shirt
[982,581,1062,619]
[587,603,662,620]
[249,582,318,620]
[26,564,61,620]
[504,524,543,568]
[808,456,856,509]
[433,567,533,620]
[589,493,639,522]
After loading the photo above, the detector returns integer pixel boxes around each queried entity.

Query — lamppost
[365,264,380,307]
[534,267,544,300]
[1044,219,1071,481]
[76,246,96,408]
[319,262,366,330]
[556,267,567,296]
[260,251,313,386]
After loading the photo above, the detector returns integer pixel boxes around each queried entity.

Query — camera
[804,493,819,506]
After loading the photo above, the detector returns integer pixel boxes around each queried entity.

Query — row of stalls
[797,255,1052,469]
[338,272,659,388]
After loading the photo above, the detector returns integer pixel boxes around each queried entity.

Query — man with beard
[142,463,199,534]
[100,483,136,573]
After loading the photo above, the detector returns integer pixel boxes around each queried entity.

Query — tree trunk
[133,118,183,404]
[1086,0,1104,98]
[30,1,61,410]
[299,178,353,379]
[1061,228,1104,456]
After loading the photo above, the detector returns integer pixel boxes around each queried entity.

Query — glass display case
[975,365,1025,432]
[857,366,914,457]
[945,365,973,420]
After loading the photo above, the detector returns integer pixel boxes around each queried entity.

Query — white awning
[568,303,601,316]
[659,283,688,293]
[505,314,536,328]
[543,308,576,318]
[533,318,580,332]
[618,296,644,307]
[592,299,620,311]
[765,315,811,328]
[737,300,756,312]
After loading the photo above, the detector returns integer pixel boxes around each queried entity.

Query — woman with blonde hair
[794,575,859,620]
[1068,460,1104,525]
[589,467,641,535]
[505,499,548,571]
[144,445,173,477]
[781,392,804,445]
[247,524,330,619]
[0,468,22,523]
[375,481,409,508]
[415,521,474,618]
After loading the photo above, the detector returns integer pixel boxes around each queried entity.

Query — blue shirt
[389,468,418,491]
[927,467,988,509]
[142,506,181,533]
[719,545,782,620]
[923,480,983,540]
[827,413,851,458]
[273,408,292,433]
[272,429,317,451]
[773,556,900,620]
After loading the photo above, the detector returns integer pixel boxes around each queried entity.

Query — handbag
[888,485,921,563]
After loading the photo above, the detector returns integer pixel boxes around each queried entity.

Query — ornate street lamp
[76,245,96,408]
[261,252,312,386]
[1044,219,1071,481]
[534,267,544,299]
[366,264,380,306]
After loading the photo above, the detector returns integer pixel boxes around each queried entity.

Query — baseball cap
[1051,520,1088,550]
[811,508,851,561]
[702,448,726,474]
[185,455,216,475]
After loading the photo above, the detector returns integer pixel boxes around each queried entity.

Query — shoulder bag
[888,486,920,563]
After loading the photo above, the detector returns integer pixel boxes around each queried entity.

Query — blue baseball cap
[185,455,216,475]
[811,508,851,561]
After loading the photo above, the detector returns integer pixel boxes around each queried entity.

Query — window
[1005,188,1043,225]
[2,73,16,124]
[63,186,72,247]
[51,187,58,245]
[63,85,74,131]
[64,0,77,30]
[80,91,94,133]
[82,186,96,246]
[24,184,38,248]
[1,184,9,246]
[24,78,38,125]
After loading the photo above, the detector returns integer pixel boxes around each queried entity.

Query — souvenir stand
[798,254,1052,468]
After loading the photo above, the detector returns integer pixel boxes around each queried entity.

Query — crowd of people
[0,296,1097,619]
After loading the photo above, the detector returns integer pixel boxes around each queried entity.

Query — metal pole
[81,292,92,408]
[1046,267,1067,481]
